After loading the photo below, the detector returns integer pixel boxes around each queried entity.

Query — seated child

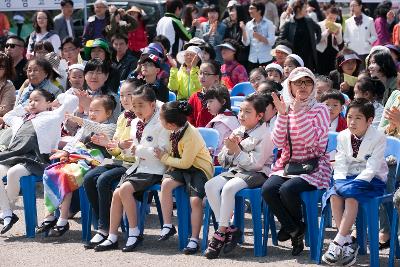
[321,90,347,132]
[315,75,333,102]
[265,63,284,84]
[94,84,169,252]
[0,90,78,234]
[256,91,278,129]
[204,94,274,259]
[36,95,116,237]
[322,99,388,266]
[204,84,240,164]
[188,60,221,127]
[249,67,267,91]
[156,101,214,255]
[353,77,385,128]
[257,80,283,95]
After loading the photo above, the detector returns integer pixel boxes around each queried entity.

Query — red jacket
[336,115,347,132]
[128,20,148,53]
[188,92,214,127]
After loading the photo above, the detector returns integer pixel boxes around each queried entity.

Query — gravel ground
[0,185,391,267]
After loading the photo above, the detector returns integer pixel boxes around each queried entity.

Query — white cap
[287,54,304,67]
[68,63,85,72]
[265,63,284,76]
[176,46,203,65]
[227,0,239,7]
[271,45,292,57]
[94,0,108,7]
[287,67,316,84]
[216,43,236,52]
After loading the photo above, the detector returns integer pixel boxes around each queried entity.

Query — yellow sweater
[161,123,214,179]
[167,66,201,100]
[107,113,135,163]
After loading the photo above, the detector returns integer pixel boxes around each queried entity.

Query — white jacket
[333,126,388,182]
[343,14,377,55]
[126,108,169,175]
[316,20,343,53]
[4,93,78,154]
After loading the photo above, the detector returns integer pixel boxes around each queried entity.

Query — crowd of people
[0,0,399,265]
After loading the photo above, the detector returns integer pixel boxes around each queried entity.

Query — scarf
[18,79,50,105]
[170,123,188,158]
[124,111,136,127]
[24,113,37,122]
[354,15,363,26]
[351,134,363,158]
[136,120,145,143]
[197,91,207,108]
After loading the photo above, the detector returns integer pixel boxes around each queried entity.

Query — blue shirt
[242,18,276,64]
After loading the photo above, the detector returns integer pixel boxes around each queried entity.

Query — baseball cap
[139,54,161,68]
[287,67,316,83]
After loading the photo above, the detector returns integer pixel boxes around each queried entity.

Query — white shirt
[343,14,377,55]
[66,18,73,38]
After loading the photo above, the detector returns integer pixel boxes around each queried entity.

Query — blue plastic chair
[230,82,255,96]
[169,91,177,102]
[230,96,245,107]
[231,106,240,115]
[317,136,400,266]
[198,128,219,151]
[389,207,400,267]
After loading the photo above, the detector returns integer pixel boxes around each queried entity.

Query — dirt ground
[0,186,391,267]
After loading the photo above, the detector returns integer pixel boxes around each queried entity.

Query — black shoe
[0,218,3,225]
[223,226,242,254]
[379,240,390,250]
[48,223,70,237]
[36,219,57,234]
[94,239,118,252]
[204,232,225,259]
[122,235,144,252]
[84,232,108,249]
[277,228,291,242]
[1,213,19,234]
[183,239,199,255]
[158,225,177,241]
[290,224,305,256]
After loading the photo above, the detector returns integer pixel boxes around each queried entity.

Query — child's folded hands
[65,113,84,126]
[91,133,110,147]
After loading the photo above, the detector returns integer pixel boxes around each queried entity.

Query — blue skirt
[322,176,386,211]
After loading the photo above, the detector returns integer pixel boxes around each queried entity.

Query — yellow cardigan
[167,66,201,100]
[161,123,214,179]
[107,113,135,163]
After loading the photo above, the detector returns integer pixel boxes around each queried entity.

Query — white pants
[0,164,30,212]
[205,175,248,227]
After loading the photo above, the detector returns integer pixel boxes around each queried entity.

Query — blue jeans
[83,166,126,231]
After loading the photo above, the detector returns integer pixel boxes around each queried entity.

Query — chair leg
[153,191,163,227]
[269,211,278,246]
[234,196,245,244]
[356,206,367,255]
[139,191,149,235]
[174,186,190,250]
[78,186,91,242]
[20,176,38,238]
[249,196,264,257]
[366,201,380,267]
[306,194,320,262]
[302,203,310,247]
[326,205,332,228]
[202,200,211,252]
[263,203,270,256]
[389,207,399,267]
[316,206,328,264]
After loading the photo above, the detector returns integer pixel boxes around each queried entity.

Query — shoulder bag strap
[286,115,293,160]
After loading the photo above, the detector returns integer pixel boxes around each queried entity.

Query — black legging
[262,175,316,233]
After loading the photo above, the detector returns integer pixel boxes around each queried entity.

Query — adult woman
[262,67,331,256]
[367,50,398,105]
[316,6,343,75]
[126,6,148,58]
[279,0,321,72]
[26,10,61,60]
[0,53,16,126]
[372,3,391,46]
[183,4,199,30]
[16,58,62,107]
[307,0,325,23]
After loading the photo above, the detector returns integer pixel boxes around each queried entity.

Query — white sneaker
[341,242,359,267]
[322,241,343,265]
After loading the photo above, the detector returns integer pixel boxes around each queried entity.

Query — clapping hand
[65,113,84,126]
[154,147,166,159]
[91,133,110,147]
[224,134,241,155]
[118,139,134,150]
[167,54,178,68]
[385,107,400,128]
[271,92,287,115]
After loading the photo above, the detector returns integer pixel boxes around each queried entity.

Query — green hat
[84,39,110,59]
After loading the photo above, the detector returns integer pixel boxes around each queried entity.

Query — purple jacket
[373,17,390,46]
[82,16,108,44]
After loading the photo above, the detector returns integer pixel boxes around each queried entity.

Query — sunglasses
[5,43,22,49]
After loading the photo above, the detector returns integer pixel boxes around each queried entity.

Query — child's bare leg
[331,195,345,228]
[190,196,203,239]
[109,188,123,235]
[338,198,358,237]
[59,193,72,220]
[160,177,182,224]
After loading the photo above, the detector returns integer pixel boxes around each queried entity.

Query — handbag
[283,116,319,176]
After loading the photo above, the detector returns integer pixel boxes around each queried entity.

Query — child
[167,45,202,100]
[217,39,248,90]
[82,79,141,249]
[315,75,333,102]
[94,84,169,252]
[155,101,214,255]
[271,41,293,67]
[257,91,278,129]
[249,67,267,91]
[353,77,385,128]
[204,84,240,164]
[0,89,78,234]
[265,63,284,84]
[321,90,347,132]
[188,60,221,127]
[36,95,116,237]
[257,80,283,94]
[283,54,304,80]
[66,64,85,92]
[204,94,274,259]
[322,99,388,266]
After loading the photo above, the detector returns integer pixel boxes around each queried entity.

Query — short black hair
[201,60,221,78]
[61,0,74,7]
[256,91,275,108]
[153,35,171,52]
[92,95,116,114]
[206,4,220,16]
[250,67,267,78]
[250,1,266,17]
[346,98,375,120]
[61,36,81,50]
[244,94,266,115]
[27,58,54,79]
[34,40,54,53]
[111,33,128,44]
[84,58,110,75]
[257,80,282,94]
[6,35,25,47]
[355,77,386,100]
[320,89,346,105]
[161,100,192,127]
[32,88,56,102]
[204,84,231,113]
[166,0,183,13]
[132,84,157,103]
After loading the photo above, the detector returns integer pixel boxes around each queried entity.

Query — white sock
[334,233,347,246]
[345,235,353,244]
[186,238,199,249]
[56,218,68,227]
[126,227,140,246]
[108,233,118,243]
[161,224,173,236]
[90,231,107,243]
[2,209,12,225]
[44,215,56,222]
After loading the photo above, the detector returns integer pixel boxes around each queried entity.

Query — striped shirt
[271,103,331,189]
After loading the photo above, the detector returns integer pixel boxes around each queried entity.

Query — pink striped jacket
[271,103,332,189]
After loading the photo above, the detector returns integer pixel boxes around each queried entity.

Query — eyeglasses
[5,43,22,49]
[199,72,217,76]
[292,80,314,87]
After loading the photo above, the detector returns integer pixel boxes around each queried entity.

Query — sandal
[122,234,144,252]
[48,223,70,237]
[158,225,177,241]
[94,239,118,252]
[36,219,57,234]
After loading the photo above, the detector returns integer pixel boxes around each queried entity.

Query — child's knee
[161,177,176,191]
[190,197,202,208]
[331,195,343,204]
[394,189,400,209]
[119,183,134,197]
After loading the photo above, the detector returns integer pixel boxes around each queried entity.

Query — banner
[0,0,85,11]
